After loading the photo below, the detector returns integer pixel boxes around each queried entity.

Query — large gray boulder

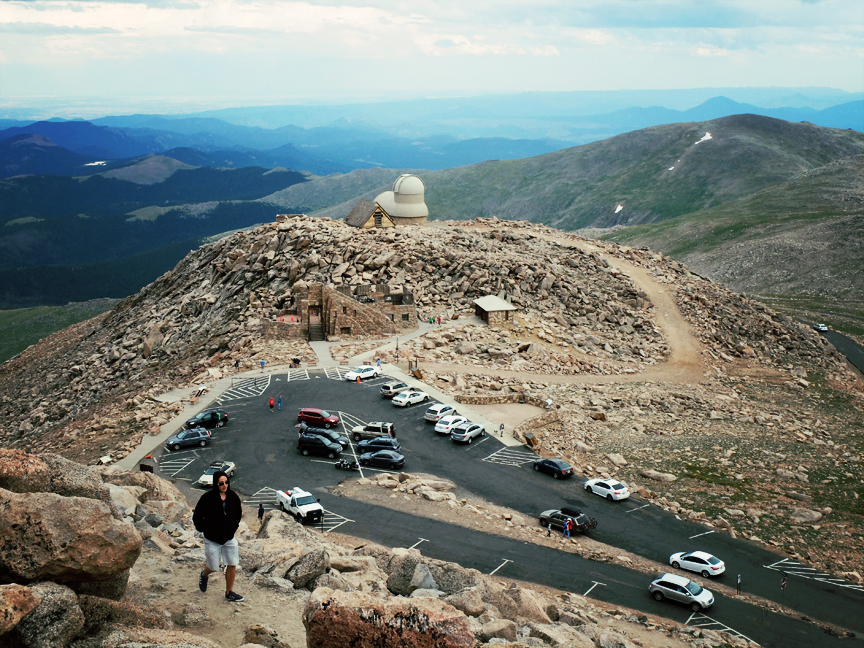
[8,581,84,648]
[407,563,438,594]
[384,548,423,595]
[287,549,330,589]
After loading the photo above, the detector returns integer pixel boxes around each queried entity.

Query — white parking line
[690,530,715,539]
[686,612,755,643]
[409,538,429,550]
[489,559,512,575]
[764,558,864,592]
[583,581,606,596]
[625,504,651,514]
[464,437,490,449]
[482,446,537,466]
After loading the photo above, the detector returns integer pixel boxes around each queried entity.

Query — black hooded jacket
[192,470,242,545]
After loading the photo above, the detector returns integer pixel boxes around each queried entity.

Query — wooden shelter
[345,199,395,228]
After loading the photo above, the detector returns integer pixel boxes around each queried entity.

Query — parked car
[813,323,828,332]
[345,365,381,381]
[357,437,402,453]
[669,551,726,578]
[434,415,467,434]
[297,434,342,459]
[424,403,457,422]
[380,381,409,398]
[296,422,350,449]
[165,427,211,451]
[533,458,573,479]
[392,390,429,407]
[584,478,631,501]
[197,460,236,486]
[276,487,323,524]
[648,573,714,612]
[297,408,340,428]
[538,506,597,534]
[450,421,486,444]
[185,408,229,430]
[359,449,406,470]
[351,421,396,441]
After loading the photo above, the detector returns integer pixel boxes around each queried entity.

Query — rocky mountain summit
[0,213,862,588]
[0,448,754,648]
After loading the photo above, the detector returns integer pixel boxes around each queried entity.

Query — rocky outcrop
[303,587,475,648]
[0,584,41,635]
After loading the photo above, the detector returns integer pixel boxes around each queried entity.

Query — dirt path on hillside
[414,227,705,386]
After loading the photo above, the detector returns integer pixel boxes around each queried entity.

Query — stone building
[345,200,395,229]
[373,174,429,226]
[473,295,517,327]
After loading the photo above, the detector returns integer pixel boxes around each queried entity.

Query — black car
[359,450,405,470]
[185,408,229,430]
[538,506,598,534]
[533,458,573,479]
[165,427,211,451]
[297,434,342,459]
[296,422,350,449]
[357,436,402,453]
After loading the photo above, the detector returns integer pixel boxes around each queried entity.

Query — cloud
[0,21,120,35]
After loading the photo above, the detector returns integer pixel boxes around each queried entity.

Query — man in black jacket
[193,470,244,602]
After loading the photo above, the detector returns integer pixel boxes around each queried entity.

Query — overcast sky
[1,0,862,114]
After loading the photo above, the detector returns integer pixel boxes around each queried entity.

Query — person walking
[269,397,275,412]
[564,518,573,539]
[234,359,240,372]
[257,503,265,523]
[277,395,282,411]
[499,423,505,437]
[437,315,441,326]
[376,358,381,370]
[193,470,244,602]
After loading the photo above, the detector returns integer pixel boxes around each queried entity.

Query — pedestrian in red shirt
[269,397,275,412]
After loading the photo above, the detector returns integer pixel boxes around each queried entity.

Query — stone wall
[323,287,400,339]
[487,310,515,328]
[257,320,307,340]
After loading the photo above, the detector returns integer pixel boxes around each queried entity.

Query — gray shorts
[204,537,239,570]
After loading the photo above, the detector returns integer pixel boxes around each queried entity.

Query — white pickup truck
[275,487,324,524]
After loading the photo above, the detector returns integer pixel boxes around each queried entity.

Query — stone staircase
[308,323,325,342]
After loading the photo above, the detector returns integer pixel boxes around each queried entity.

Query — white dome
[392,174,425,195]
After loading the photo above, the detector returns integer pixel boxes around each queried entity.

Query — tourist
[193,471,244,602]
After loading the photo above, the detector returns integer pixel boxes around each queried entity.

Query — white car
[345,366,381,381]
[434,415,467,434]
[392,390,429,407]
[197,460,236,486]
[669,551,726,578]
[584,478,631,501]
[424,403,457,422]
[649,573,714,612]
[813,323,828,332]
[450,421,486,444]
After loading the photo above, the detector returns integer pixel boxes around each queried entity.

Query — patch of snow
[695,132,712,144]
[614,205,623,214]
[84,161,107,166]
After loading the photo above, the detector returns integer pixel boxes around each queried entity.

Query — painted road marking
[244,487,281,508]
[321,509,354,533]
[324,367,351,380]
[489,559,512,576]
[218,375,270,402]
[764,558,864,593]
[690,530,715,539]
[409,538,429,550]
[286,368,310,381]
[482,446,537,467]
[158,453,198,476]
[686,612,755,644]
[625,504,651,514]
[583,581,606,596]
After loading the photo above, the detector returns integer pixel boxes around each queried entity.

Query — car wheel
[480,429,485,436]
[325,423,331,429]
[218,422,224,428]
[586,486,593,493]
[280,502,285,512]
[199,440,206,447]
[172,444,181,451]
[672,561,680,569]
[327,452,336,459]
[701,570,710,578]
[467,436,473,444]
[302,449,310,456]
[653,591,664,602]
[423,395,429,402]
[607,494,613,501]
[540,519,548,527]
[690,602,702,612]
[553,472,559,479]
[533,464,540,471]
[360,460,368,466]
[353,434,361,441]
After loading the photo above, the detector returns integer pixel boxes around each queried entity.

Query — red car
[297,408,340,429]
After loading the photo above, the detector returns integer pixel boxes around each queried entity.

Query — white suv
[434,415,467,434]
[424,403,457,422]
[648,573,714,612]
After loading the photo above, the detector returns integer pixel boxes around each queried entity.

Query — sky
[1,0,862,115]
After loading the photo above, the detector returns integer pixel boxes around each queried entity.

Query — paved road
[820,328,864,375]
[153,370,863,642]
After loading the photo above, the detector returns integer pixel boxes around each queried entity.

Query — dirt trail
[414,228,705,386]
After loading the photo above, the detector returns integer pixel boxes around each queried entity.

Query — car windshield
[685,581,703,596]
[295,495,317,506]
[320,411,331,418]
[176,430,189,438]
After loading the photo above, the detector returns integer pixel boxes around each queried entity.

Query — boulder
[287,549,330,589]
[385,549,424,595]
[77,594,169,635]
[478,618,518,642]
[303,587,474,648]
[529,621,595,647]
[788,508,823,524]
[8,581,84,648]
[243,623,292,648]
[640,469,677,483]
[408,563,439,594]
[0,489,141,596]
[103,470,186,505]
[606,453,627,467]
[0,584,41,635]
[77,626,222,647]
[443,587,486,617]
[309,571,355,593]
[455,342,477,355]
[483,585,551,624]
[426,563,486,596]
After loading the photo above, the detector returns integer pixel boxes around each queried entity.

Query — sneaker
[198,571,208,593]
[225,590,244,602]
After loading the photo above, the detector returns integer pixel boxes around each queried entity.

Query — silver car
[450,421,486,444]
[648,573,714,612]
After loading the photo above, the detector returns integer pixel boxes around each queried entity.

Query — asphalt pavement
[149,368,863,644]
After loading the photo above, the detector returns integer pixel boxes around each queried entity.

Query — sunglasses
[217,480,228,485]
